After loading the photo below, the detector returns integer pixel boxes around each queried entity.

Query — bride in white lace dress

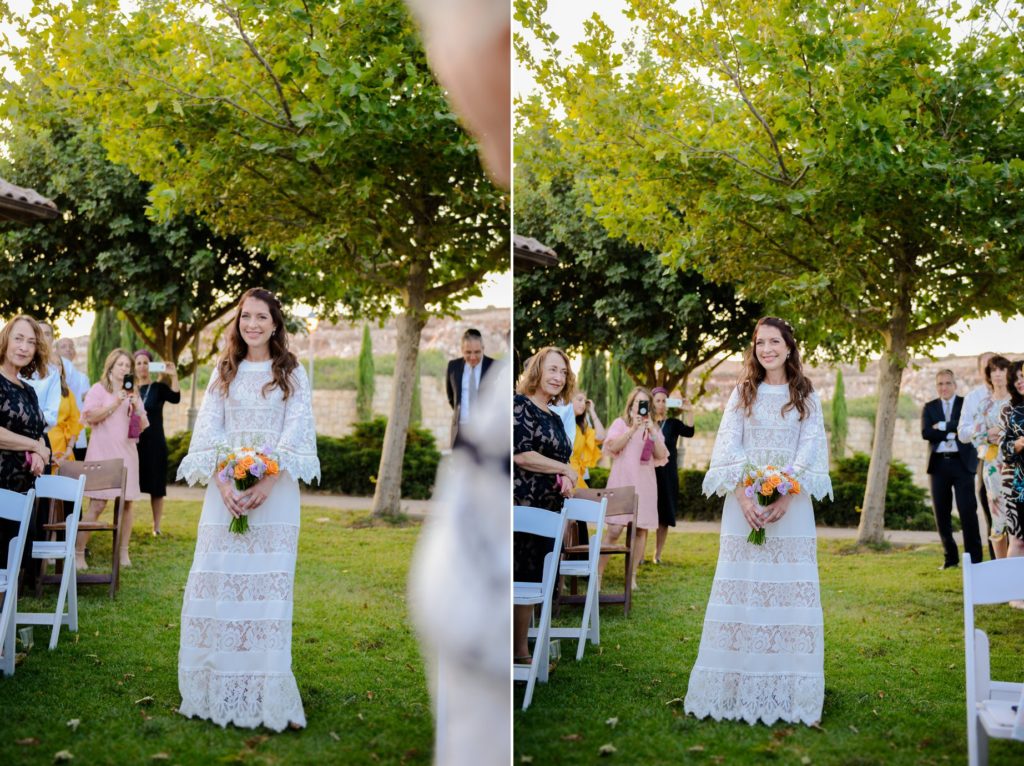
[176,288,320,731]
[685,317,832,726]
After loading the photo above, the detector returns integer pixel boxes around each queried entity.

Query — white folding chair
[17,475,87,650]
[550,496,608,661]
[0,488,37,676]
[513,504,567,710]
[963,552,1024,766]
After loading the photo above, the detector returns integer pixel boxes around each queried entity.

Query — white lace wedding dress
[176,360,320,731]
[685,383,832,726]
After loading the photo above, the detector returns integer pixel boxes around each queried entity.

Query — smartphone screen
[666,397,683,408]
[149,362,166,374]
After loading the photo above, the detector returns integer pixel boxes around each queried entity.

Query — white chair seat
[979,698,1024,736]
[31,541,65,558]
[513,582,544,604]
[558,560,590,577]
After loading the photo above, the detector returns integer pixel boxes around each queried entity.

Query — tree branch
[710,39,791,181]
[216,3,297,130]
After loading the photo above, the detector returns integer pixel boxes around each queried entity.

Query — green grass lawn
[515,534,1024,765]
[0,501,434,766]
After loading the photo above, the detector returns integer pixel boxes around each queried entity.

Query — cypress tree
[607,357,634,423]
[578,353,608,425]
[832,368,848,461]
[356,324,375,421]
[88,307,121,381]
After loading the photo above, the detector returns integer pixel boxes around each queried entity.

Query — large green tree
[4,0,508,515]
[517,0,1024,542]
[514,133,761,397]
[0,120,274,374]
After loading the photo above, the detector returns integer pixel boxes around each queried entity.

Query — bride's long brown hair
[736,317,814,420]
[216,288,300,400]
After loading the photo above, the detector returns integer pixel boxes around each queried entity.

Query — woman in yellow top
[568,391,606,547]
[570,391,606,487]
[48,352,82,467]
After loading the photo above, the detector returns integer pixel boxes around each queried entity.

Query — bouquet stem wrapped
[217,446,280,534]
[742,464,802,545]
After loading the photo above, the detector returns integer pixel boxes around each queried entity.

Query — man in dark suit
[446,328,493,448]
[922,369,983,569]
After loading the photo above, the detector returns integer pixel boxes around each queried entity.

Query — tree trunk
[372,276,428,517]
[856,347,906,544]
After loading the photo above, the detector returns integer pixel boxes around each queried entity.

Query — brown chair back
[58,460,126,493]
[576,485,636,523]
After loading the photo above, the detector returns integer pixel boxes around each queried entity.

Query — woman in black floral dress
[0,316,52,567]
[1001,361,1024,558]
[513,346,576,663]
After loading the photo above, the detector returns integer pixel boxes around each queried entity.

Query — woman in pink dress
[598,386,668,590]
[75,348,149,569]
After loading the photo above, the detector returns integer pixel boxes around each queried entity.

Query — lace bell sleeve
[702,387,747,497]
[275,365,320,485]
[176,368,227,486]
[792,391,834,501]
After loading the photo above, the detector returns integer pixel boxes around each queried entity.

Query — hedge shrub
[580,452,936,530]
[166,417,441,500]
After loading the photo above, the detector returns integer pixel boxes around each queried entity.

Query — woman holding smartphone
[134,350,181,536]
[598,386,668,590]
[75,348,149,569]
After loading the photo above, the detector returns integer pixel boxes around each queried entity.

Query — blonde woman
[598,386,668,590]
[75,348,148,569]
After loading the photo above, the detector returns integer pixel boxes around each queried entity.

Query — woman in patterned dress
[0,316,51,570]
[512,347,576,664]
[176,288,320,731]
[684,317,832,726]
[1002,361,1024,560]
[970,355,1013,558]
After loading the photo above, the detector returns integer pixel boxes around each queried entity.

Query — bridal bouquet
[217,446,280,534]
[742,464,801,545]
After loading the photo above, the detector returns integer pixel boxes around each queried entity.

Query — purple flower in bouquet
[744,485,756,498]
[250,460,267,479]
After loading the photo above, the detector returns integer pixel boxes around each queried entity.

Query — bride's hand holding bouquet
[216,446,281,533]
[737,464,802,545]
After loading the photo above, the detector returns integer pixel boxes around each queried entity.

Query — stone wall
[165,374,454,448]
[674,417,930,488]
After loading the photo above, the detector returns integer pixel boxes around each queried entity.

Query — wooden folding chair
[19,475,87,649]
[963,553,1024,765]
[0,488,36,676]
[49,460,127,598]
[563,485,637,616]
